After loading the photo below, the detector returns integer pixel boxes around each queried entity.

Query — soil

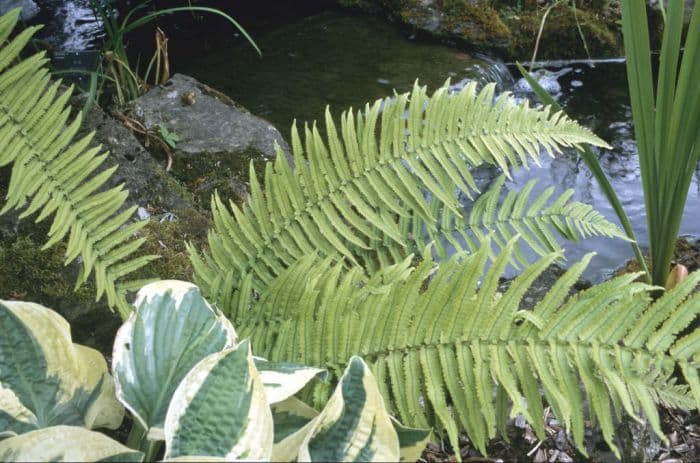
[421,408,699,462]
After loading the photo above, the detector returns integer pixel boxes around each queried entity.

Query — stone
[0,0,39,20]
[0,92,211,354]
[72,92,197,213]
[127,73,290,205]
[340,0,623,60]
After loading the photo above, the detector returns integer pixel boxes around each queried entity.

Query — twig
[111,110,174,171]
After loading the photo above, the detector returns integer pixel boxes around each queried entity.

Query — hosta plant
[0,281,429,462]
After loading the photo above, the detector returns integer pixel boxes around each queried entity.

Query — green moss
[129,207,212,283]
[0,236,94,304]
[503,3,621,60]
[169,149,262,207]
[435,0,511,44]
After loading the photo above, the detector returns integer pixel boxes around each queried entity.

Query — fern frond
[190,78,611,312]
[0,10,157,316]
[371,175,628,270]
[243,241,699,458]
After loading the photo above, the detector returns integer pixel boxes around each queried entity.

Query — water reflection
[35,0,104,51]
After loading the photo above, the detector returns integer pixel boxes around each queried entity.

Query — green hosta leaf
[113,280,237,440]
[271,397,319,462]
[298,356,400,462]
[164,339,273,460]
[0,425,143,462]
[0,300,123,435]
[255,358,327,404]
[392,417,432,462]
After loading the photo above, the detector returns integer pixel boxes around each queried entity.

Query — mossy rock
[339,0,511,49]
[129,207,212,283]
[339,0,623,60]
[502,2,621,60]
[0,207,211,355]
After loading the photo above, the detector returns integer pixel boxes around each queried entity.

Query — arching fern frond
[0,9,157,316]
[239,240,700,458]
[369,175,629,270]
[189,77,612,311]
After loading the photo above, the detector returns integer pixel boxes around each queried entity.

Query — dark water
[177,11,513,132]
[50,6,700,281]
[508,60,700,280]
[176,11,700,281]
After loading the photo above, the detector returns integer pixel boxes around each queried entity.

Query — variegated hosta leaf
[113,280,237,440]
[391,417,432,462]
[255,358,327,404]
[298,356,400,462]
[0,425,143,462]
[271,397,320,462]
[0,300,123,435]
[164,339,273,461]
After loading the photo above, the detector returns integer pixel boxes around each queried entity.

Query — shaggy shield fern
[188,80,624,314]
[237,240,700,459]
[0,9,156,316]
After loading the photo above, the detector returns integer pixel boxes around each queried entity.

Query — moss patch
[339,0,623,60]
[433,0,511,45]
[129,207,212,283]
[503,3,621,60]
[0,236,94,305]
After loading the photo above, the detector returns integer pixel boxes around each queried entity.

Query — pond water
[45,5,700,282]
[33,0,104,51]
[175,10,700,282]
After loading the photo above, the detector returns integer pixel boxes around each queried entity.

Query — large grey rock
[0,0,39,20]
[73,93,197,213]
[128,73,290,205]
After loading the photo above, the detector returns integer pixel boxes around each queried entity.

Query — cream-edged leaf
[164,340,273,460]
[73,345,124,430]
[255,358,327,404]
[271,396,319,462]
[298,356,400,462]
[113,280,237,439]
[0,426,143,462]
[0,300,123,433]
[391,417,432,462]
